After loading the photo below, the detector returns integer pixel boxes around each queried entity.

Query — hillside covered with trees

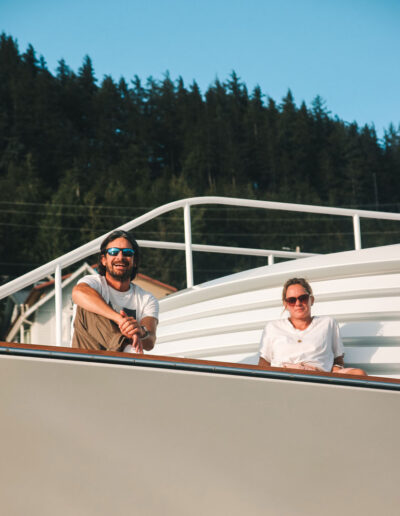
[1,32,399,290]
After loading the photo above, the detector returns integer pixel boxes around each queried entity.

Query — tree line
[0,32,399,291]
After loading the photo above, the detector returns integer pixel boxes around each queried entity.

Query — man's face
[101,237,135,282]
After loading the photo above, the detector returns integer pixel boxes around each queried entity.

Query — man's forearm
[140,332,156,351]
[72,283,120,323]
[139,317,158,351]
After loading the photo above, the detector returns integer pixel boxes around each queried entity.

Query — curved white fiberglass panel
[155,244,400,377]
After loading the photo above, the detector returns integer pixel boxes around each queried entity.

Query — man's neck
[105,273,131,292]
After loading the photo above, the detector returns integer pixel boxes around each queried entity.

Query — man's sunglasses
[285,294,310,306]
[104,247,135,257]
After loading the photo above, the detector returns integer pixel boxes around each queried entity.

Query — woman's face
[284,283,313,321]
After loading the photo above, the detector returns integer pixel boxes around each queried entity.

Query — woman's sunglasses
[105,247,135,257]
[285,294,310,306]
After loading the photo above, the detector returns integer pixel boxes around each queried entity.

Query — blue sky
[1,0,399,138]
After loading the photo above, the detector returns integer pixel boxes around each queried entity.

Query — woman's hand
[283,362,320,371]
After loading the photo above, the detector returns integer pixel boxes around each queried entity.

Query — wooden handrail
[2,341,400,389]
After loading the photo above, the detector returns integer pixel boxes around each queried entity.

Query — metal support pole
[55,264,63,346]
[183,204,194,288]
[268,255,275,265]
[352,214,362,250]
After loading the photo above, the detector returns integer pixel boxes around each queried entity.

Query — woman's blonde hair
[282,277,313,303]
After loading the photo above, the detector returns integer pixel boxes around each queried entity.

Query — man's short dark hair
[98,230,140,280]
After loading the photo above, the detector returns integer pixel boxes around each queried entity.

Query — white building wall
[30,284,75,347]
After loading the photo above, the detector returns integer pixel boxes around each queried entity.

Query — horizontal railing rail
[1,196,400,346]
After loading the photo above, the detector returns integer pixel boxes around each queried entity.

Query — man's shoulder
[78,273,104,289]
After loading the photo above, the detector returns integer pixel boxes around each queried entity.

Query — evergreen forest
[1,33,400,293]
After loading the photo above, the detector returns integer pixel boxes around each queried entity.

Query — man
[71,230,158,353]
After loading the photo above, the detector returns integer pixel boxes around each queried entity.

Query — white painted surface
[29,285,74,347]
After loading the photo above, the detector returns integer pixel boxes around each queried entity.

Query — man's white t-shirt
[76,274,159,322]
[259,316,344,372]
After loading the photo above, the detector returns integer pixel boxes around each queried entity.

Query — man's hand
[118,310,143,353]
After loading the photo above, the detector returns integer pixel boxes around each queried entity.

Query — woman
[258,278,366,375]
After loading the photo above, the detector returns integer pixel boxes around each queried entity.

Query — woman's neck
[288,316,313,331]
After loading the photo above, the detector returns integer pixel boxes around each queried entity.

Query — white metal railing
[1,196,400,346]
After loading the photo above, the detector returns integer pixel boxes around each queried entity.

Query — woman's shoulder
[264,318,289,331]
[313,315,338,328]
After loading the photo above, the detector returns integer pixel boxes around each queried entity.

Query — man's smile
[106,257,133,280]
[112,259,130,267]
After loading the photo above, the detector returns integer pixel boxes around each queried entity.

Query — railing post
[268,255,275,265]
[55,264,63,346]
[352,214,362,250]
[183,203,194,288]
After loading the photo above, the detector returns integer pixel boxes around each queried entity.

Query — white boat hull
[1,350,400,515]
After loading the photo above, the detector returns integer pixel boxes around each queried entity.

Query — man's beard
[106,262,133,282]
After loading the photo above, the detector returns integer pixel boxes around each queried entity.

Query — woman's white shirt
[259,316,344,372]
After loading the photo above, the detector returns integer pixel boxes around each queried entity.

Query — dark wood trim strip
[1,341,400,390]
